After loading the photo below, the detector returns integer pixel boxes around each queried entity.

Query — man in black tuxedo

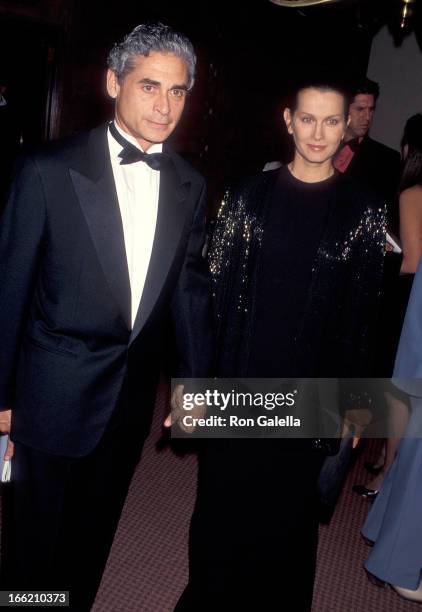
[0,23,212,610]
[334,77,401,233]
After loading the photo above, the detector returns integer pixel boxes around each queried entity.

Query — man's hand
[164,384,206,434]
[0,409,14,459]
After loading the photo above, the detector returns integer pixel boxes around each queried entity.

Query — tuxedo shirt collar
[110,120,163,157]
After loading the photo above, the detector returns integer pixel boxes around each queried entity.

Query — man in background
[336,78,404,500]
[335,77,401,233]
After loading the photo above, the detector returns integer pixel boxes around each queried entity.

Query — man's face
[107,51,189,151]
[284,88,348,166]
[347,93,376,139]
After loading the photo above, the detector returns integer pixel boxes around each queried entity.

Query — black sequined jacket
[208,169,386,378]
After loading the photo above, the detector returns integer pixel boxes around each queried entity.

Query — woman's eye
[301,116,313,123]
[327,118,339,126]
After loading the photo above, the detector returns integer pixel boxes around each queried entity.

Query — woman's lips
[308,144,327,151]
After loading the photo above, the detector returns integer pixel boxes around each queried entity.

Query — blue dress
[362,263,422,589]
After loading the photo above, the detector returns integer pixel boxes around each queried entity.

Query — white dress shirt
[107,121,161,327]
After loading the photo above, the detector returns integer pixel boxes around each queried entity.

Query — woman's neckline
[283,164,337,187]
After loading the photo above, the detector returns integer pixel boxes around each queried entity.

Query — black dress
[248,166,334,377]
[175,167,386,612]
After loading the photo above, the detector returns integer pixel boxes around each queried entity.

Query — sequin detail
[208,171,386,377]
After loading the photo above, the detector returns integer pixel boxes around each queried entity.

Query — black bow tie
[109,122,169,170]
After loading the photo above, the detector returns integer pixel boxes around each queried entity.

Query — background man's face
[347,93,376,139]
[107,51,188,151]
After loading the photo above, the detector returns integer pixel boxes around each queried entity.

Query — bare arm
[400,186,422,274]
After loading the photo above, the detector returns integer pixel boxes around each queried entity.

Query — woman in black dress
[175,77,386,612]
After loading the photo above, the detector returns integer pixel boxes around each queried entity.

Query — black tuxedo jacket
[344,136,401,234]
[0,124,213,457]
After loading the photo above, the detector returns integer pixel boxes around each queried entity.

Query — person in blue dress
[362,258,422,602]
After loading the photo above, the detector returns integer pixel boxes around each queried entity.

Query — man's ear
[283,108,293,134]
[106,69,120,99]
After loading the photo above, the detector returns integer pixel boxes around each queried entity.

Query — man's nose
[155,92,170,115]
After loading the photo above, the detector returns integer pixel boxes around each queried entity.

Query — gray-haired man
[0,23,212,610]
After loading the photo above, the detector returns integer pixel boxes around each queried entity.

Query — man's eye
[170,89,186,99]
[142,85,155,93]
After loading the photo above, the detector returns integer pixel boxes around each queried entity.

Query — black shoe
[364,461,383,476]
[352,484,379,499]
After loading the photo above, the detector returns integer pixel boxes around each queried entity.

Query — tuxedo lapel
[129,155,190,345]
[70,126,131,329]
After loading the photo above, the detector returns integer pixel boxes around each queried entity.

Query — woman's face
[284,87,348,167]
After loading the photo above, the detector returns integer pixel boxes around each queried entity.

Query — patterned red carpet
[89,386,420,612]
